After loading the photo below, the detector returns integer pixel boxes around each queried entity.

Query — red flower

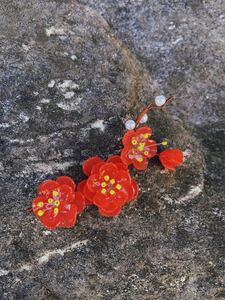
[32,176,85,229]
[80,156,138,217]
[159,149,183,171]
[121,126,158,170]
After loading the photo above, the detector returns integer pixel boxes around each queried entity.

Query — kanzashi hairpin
[30,95,183,229]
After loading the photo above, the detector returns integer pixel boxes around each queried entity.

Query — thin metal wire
[135,96,175,128]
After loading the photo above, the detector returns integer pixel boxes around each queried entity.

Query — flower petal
[91,162,105,175]
[136,126,152,137]
[144,139,158,158]
[93,192,110,210]
[77,180,87,193]
[115,188,129,205]
[73,192,86,213]
[159,149,183,171]
[83,184,95,203]
[120,148,133,165]
[37,180,60,196]
[122,130,136,146]
[56,176,76,190]
[114,162,128,171]
[86,174,101,193]
[133,158,148,170]
[98,205,122,217]
[114,170,131,184]
[78,180,93,205]
[107,155,123,164]
[59,203,78,228]
[39,214,61,230]
[82,156,104,176]
[93,192,120,211]
[99,163,118,178]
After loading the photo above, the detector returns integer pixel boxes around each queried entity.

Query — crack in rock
[0,240,88,277]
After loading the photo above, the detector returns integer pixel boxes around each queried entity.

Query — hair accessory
[29,95,184,229]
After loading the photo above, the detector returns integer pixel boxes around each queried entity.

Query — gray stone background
[0,0,224,299]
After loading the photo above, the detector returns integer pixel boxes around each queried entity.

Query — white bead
[140,113,148,124]
[155,95,166,106]
[125,119,136,130]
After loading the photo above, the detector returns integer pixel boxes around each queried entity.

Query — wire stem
[135,95,175,128]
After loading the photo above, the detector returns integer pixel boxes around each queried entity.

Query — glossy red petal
[91,162,105,175]
[107,155,123,164]
[58,184,75,204]
[37,180,60,196]
[114,162,128,171]
[78,180,93,205]
[108,154,128,170]
[114,170,131,184]
[82,156,103,176]
[93,193,120,211]
[133,158,148,170]
[120,148,133,165]
[56,176,76,190]
[99,163,118,178]
[159,149,183,171]
[40,214,61,230]
[86,174,101,193]
[74,192,86,213]
[59,203,78,228]
[93,192,110,210]
[77,180,87,193]
[115,188,129,205]
[122,130,136,146]
[136,126,152,137]
[83,184,95,203]
[144,140,158,158]
[98,205,122,217]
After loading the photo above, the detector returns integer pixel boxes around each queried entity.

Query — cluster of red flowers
[32,125,183,229]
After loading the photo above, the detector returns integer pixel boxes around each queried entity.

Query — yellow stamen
[137,157,143,162]
[116,184,122,190]
[110,190,115,195]
[54,207,59,215]
[53,190,59,197]
[101,182,107,188]
[110,178,115,185]
[132,139,138,145]
[37,210,44,217]
[104,175,110,181]
[144,151,149,156]
[37,201,44,208]
[138,144,145,151]
[48,198,54,203]
[143,133,150,139]
[54,200,60,207]
[162,140,168,146]
[101,188,107,194]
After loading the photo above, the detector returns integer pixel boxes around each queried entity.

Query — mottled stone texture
[0,0,224,299]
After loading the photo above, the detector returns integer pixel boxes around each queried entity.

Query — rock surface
[0,0,224,299]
